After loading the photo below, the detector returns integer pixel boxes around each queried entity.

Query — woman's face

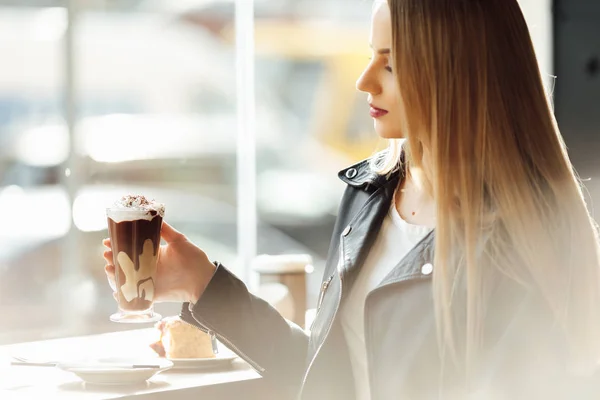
[356,2,404,139]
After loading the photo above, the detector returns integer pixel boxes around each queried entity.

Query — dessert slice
[150,316,216,359]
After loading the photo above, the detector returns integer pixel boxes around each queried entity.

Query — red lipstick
[369,105,388,118]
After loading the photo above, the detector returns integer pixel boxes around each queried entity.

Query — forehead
[370,2,391,47]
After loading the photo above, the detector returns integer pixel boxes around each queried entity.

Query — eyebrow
[369,44,391,54]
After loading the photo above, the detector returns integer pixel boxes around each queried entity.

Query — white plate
[167,354,238,370]
[56,357,173,385]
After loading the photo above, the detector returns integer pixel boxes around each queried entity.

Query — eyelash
[368,57,393,73]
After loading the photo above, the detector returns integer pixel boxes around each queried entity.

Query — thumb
[161,221,185,243]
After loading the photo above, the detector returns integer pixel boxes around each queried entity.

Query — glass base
[110,310,162,324]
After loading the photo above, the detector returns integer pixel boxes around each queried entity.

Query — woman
[104,0,600,398]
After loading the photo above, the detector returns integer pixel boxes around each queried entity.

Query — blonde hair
[376,0,600,375]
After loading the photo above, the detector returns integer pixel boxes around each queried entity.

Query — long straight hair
[375,0,600,374]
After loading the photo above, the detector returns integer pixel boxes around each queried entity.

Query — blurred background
[0,0,595,344]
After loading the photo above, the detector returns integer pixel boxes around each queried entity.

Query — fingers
[105,263,117,292]
[103,249,113,265]
[161,221,185,243]
[103,238,118,299]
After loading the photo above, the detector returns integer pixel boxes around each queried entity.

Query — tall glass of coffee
[106,195,165,323]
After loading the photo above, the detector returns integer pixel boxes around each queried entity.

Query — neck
[396,165,436,228]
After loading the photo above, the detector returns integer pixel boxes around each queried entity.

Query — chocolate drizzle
[107,215,163,311]
[137,277,156,298]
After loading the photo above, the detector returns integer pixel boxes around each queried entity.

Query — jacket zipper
[317,274,334,310]
[301,246,345,390]
[182,311,266,373]
[301,276,342,389]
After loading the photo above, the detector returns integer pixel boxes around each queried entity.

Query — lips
[369,105,388,118]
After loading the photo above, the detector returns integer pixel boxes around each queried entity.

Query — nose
[356,62,381,96]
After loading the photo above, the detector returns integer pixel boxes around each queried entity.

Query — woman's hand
[103,222,216,304]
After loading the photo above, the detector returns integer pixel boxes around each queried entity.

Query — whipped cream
[107,195,165,223]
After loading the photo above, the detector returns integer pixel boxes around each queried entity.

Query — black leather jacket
[181,158,600,399]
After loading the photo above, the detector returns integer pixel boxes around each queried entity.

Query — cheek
[383,78,403,118]
[390,81,402,111]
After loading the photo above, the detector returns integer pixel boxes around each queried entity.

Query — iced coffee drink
[107,195,165,323]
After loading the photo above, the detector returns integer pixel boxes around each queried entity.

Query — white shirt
[339,197,431,400]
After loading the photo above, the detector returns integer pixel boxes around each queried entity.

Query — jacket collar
[337,153,403,191]
[339,174,400,287]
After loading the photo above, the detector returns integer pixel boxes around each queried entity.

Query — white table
[0,329,266,399]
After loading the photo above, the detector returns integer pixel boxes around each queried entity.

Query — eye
[385,66,393,73]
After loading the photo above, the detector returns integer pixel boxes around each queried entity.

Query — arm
[176,185,365,396]
[104,222,310,397]
[180,262,309,398]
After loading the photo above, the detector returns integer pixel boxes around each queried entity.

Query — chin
[375,126,404,139]
[374,121,404,139]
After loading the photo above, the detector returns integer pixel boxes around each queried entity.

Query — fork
[11,356,57,367]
